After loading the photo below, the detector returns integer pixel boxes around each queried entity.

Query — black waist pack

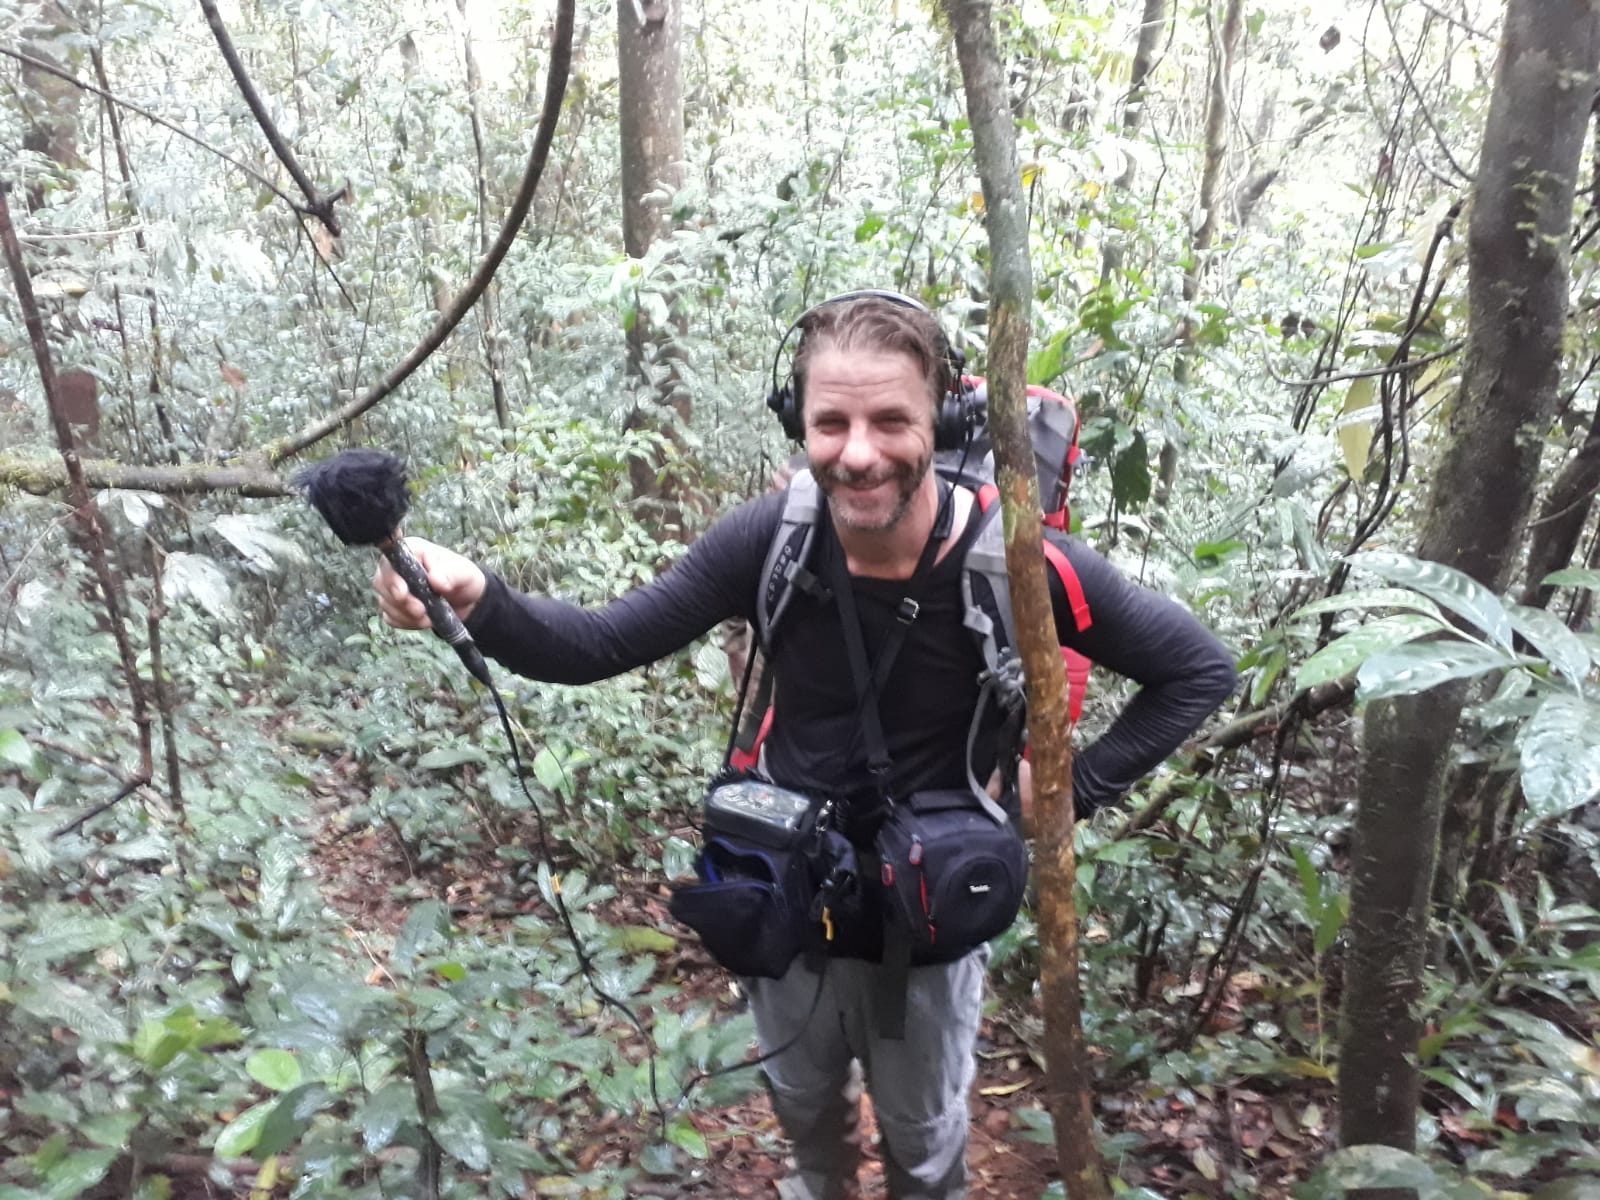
[875,789,1028,961]
[669,777,820,978]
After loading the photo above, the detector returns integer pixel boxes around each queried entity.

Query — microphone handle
[384,540,494,688]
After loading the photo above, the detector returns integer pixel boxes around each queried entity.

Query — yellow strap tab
[822,907,834,942]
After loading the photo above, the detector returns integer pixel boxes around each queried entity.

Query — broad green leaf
[1027,329,1069,386]
[359,1082,416,1151]
[16,979,123,1044]
[666,1116,708,1159]
[0,728,36,769]
[1508,603,1592,690]
[1356,640,1515,702]
[79,1111,139,1150]
[533,747,567,795]
[210,514,307,571]
[1290,588,1444,623]
[1542,568,1600,590]
[213,1101,272,1158]
[1111,432,1150,509]
[1517,694,1600,819]
[1346,551,1514,648]
[18,914,126,968]
[246,1050,302,1093]
[1294,614,1446,692]
[1313,1144,1438,1189]
[1314,893,1348,956]
[42,1148,117,1200]
[1336,377,1375,479]
[609,925,677,955]
[434,1107,491,1171]
[1290,845,1321,915]
[255,1083,329,1158]
[393,899,448,973]
[131,1022,188,1072]
[163,552,233,620]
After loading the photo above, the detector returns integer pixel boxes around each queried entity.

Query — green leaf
[1027,328,1069,386]
[1346,551,1514,648]
[533,747,567,796]
[246,1050,302,1093]
[1541,567,1600,590]
[1313,893,1348,956]
[0,728,35,769]
[163,552,233,619]
[666,1115,708,1159]
[255,1084,329,1158]
[1290,588,1444,623]
[1517,694,1600,819]
[393,899,448,973]
[853,213,885,242]
[1508,603,1592,690]
[1294,613,1446,692]
[1356,640,1516,702]
[608,925,677,955]
[1290,845,1321,916]
[41,1149,117,1200]
[1110,431,1150,509]
[131,1022,188,1072]
[16,979,123,1044]
[434,1107,491,1171]
[359,1082,416,1151]
[1313,1144,1437,1189]
[213,1101,273,1158]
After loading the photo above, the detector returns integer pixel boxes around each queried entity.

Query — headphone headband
[764,291,974,450]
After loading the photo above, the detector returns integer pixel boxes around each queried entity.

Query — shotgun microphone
[297,449,493,688]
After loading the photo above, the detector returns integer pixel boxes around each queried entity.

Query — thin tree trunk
[91,47,174,452]
[1521,401,1600,608]
[1162,0,1242,504]
[1339,1,1600,1166]
[455,0,512,432]
[1100,0,1166,282]
[941,2,1109,1196]
[617,0,689,517]
[0,183,155,791]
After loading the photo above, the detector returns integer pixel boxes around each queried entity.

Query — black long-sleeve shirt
[465,488,1236,814]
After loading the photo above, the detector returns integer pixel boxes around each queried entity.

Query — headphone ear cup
[767,382,804,443]
[934,380,976,452]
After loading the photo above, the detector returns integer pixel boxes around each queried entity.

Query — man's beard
[813,452,932,532]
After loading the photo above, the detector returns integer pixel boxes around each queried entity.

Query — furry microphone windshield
[298,449,493,687]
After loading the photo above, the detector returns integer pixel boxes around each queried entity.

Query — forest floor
[311,765,1339,1200]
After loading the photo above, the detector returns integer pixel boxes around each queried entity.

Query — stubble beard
[814,452,933,533]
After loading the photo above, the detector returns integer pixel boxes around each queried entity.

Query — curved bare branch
[262,0,577,466]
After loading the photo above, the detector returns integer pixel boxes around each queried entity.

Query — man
[375,294,1236,1200]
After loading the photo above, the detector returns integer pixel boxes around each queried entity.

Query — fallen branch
[262,0,575,465]
[1110,677,1357,840]
[0,455,287,497]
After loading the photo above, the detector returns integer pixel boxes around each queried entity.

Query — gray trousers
[746,946,990,1200]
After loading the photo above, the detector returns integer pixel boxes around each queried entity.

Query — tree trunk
[20,4,84,214]
[1339,0,1600,1166]
[617,0,689,515]
[1161,0,1242,505]
[1521,400,1600,608]
[941,2,1109,1197]
[1099,0,1166,282]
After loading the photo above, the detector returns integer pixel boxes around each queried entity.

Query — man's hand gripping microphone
[298,449,494,688]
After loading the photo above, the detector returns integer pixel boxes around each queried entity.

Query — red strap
[1043,538,1092,632]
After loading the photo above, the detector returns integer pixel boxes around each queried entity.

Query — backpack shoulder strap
[755,468,824,652]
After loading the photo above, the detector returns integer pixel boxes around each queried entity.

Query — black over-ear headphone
[764,289,976,450]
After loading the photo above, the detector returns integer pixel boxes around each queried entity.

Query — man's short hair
[792,296,950,410]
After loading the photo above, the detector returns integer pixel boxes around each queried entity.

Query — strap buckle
[896,597,920,624]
